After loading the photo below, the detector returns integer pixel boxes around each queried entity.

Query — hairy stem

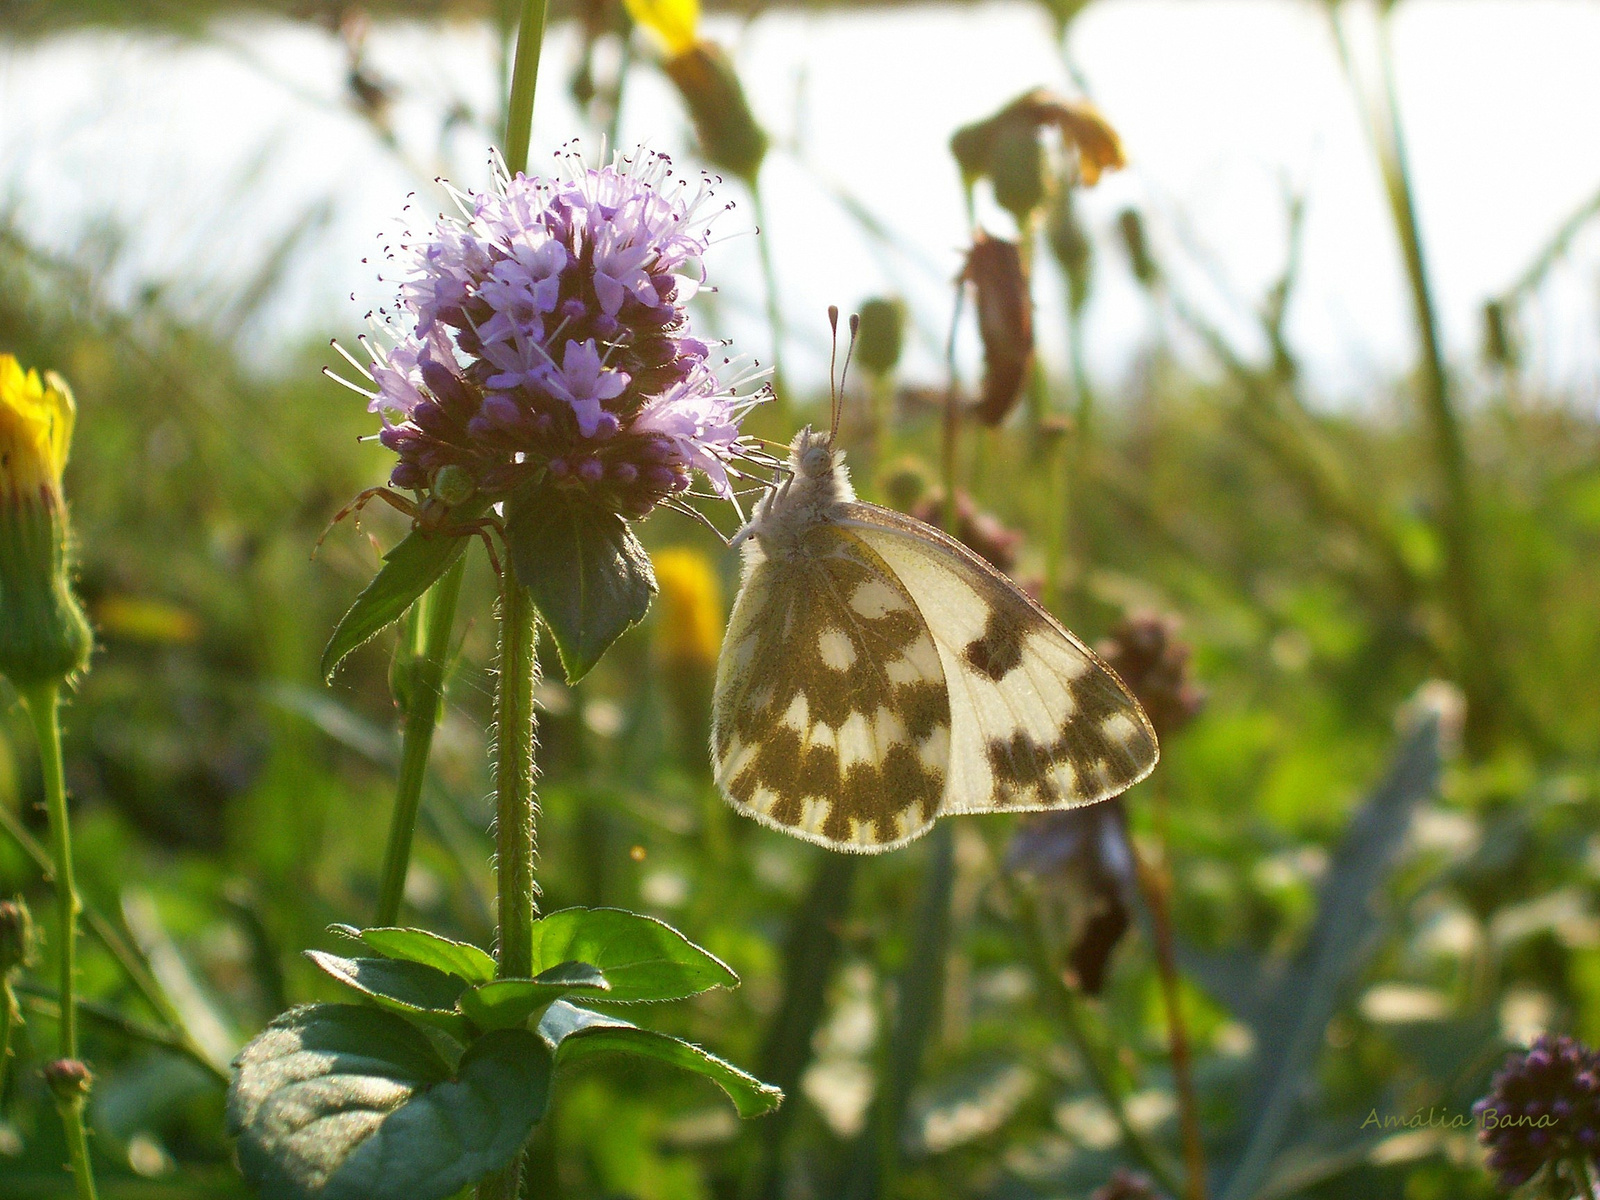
[494,575,540,980]
[375,557,466,926]
[23,684,98,1200]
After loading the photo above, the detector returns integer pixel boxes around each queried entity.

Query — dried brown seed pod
[959,231,1033,426]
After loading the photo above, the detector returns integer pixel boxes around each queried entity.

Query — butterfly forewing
[841,503,1158,813]
[712,522,952,851]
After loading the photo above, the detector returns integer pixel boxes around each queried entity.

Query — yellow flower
[625,0,699,57]
[0,354,75,500]
[653,547,722,674]
[0,354,90,688]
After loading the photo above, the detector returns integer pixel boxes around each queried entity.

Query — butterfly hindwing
[841,502,1158,814]
[711,521,952,851]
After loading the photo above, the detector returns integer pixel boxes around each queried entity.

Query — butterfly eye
[801,445,832,475]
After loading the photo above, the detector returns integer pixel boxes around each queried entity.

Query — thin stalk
[503,0,551,178]
[59,1093,97,1200]
[0,974,16,1096]
[1573,1154,1599,1200]
[374,557,466,926]
[750,182,789,408]
[17,987,227,1086]
[1326,4,1497,744]
[22,683,98,1200]
[1130,841,1207,1200]
[1011,879,1184,1196]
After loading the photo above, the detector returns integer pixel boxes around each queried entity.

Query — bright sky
[4,0,1599,405]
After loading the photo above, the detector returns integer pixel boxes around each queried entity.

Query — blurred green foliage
[1,6,1599,1198]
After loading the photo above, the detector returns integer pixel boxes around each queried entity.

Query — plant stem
[60,1093,98,1200]
[750,182,789,408]
[1327,3,1497,746]
[22,683,98,1200]
[375,557,466,926]
[494,575,540,981]
[1129,828,1207,1200]
[502,0,550,178]
[477,575,539,1200]
[0,975,16,1096]
[1010,879,1185,1196]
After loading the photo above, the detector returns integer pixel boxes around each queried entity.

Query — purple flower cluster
[1473,1034,1600,1195]
[363,148,757,520]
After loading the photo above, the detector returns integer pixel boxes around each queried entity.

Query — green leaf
[459,962,612,1031]
[339,926,497,985]
[229,1004,552,1200]
[321,521,475,682]
[306,951,469,1039]
[540,1001,782,1118]
[528,908,738,1003]
[502,485,656,683]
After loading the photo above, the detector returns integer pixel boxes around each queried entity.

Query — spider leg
[315,486,419,557]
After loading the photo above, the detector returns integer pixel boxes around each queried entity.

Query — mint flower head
[326,147,769,683]
[360,147,761,522]
[1473,1034,1600,1196]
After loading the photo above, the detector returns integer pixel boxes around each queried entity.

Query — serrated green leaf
[343,926,497,985]
[321,520,477,682]
[306,951,469,1039]
[229,1004,552,1200]
[528,908,738,1003]
[540,1001,782,1118]
[459,962,612,1031]
[502,486,656,683]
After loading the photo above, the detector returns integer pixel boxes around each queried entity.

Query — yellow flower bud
[0,355,92,688]
[625,0,699,57]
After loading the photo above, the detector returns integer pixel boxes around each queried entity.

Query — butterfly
[711,420,1159,854]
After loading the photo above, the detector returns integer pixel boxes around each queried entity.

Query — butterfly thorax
[736,427,856,561]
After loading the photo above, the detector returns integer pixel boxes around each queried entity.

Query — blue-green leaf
[229,1004,551,1200]
[459,962,612,1031]
[502,486,656,683]
[540,1001,782,1118]
[338,925,497,985]
[528,908,738,1002]
[321,522,474,682]
[306,951,469,1039]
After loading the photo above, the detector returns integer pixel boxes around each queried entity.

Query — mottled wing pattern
[712,523,952,851]
[842,503,1158,814]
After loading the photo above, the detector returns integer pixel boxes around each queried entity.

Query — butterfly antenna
[840,311,861,406]
[827,305,842,446]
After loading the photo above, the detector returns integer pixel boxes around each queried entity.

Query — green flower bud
[1482,299,1518,369]
[1117,209,1159,289]
[0,897,36,975]
[663,41,768,184]
[43,1057,93,1105]
[0,356,92,689]
[854,298,905,378]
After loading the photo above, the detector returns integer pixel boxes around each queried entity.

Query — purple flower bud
[612,462,639,483]
[575,458,604,483]
[548,458,570,478]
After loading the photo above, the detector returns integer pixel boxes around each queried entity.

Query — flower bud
[625,0,699,56]
[0,356,92,689]
[0,897,36,975]
[43,1057,94,1105]
[1482,299,1519,369]
[959,232,1033,426]
[1097,612,1204,740]
[1047,186,1093,315]
[853,298,905,378]
[1118,209,1159,289]
[663,41,768,183]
